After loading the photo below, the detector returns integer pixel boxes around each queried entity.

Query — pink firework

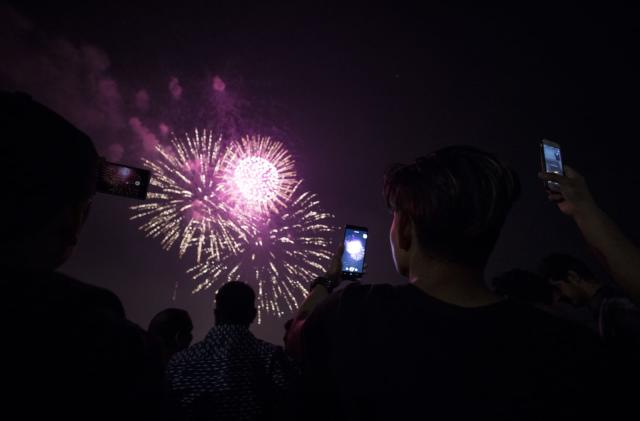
[221,135,297,217]
[188,181,336,322]
[130,129,249,263]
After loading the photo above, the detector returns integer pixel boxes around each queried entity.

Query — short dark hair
[215,282,256,326]
[493,269,553,304]
[148,308,193,341]
[539,253,595,283]
[0,92,99,236]
[384,145,520,265]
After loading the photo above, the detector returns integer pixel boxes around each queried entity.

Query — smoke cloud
[0,4,126,137]
[169,77,183,100]
[129,117,159,152]
[107,143,125,161]
[159,123,171,136]
[135,89,150,112]
[213,75,226,92]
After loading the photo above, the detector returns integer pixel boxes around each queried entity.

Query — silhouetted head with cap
[0,91,99,270]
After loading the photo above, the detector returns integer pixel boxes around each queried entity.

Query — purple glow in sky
[129,117,159,151]
[107,143,124,161]
[135,89,150,112]
[159,123,170,136]
[169,76,183,99]
[213,75,226,92]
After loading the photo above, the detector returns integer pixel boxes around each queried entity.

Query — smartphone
[341,224,368,278]
[96,161,151,199]
[540,139,564,191]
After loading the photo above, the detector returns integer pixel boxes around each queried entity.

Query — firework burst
[131,129,248,262]
[220,135,298,217]
[188,181,335,321]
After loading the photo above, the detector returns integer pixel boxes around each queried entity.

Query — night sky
[2,2,639,344]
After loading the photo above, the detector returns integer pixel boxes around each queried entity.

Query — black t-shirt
[300,283,613,420]
[0,269,166,420]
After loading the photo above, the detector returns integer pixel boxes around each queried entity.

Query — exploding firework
[220,135,298,217]
[188,181,335,321]
[131,129,248,262]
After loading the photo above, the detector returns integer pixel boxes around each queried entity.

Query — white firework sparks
[188,181,335,322]
[131,129,249,262]
[220,135,298,218]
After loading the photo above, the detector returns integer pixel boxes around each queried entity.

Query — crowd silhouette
[2,91,639,420]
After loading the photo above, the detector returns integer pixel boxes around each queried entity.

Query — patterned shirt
[167,324,298,421]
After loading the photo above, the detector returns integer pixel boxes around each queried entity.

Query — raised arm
[539,166,640,303]
[284,245,345,359]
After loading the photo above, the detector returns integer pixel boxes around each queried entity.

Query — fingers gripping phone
[540,139,564,191]
[341,225,368,279]
[96,161,151,199]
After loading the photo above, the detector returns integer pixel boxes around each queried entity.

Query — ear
[397,211,413,251]
[567,270,582,284]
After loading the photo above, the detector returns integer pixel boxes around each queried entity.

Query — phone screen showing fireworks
[540,139,563,191]
[96,161,151,200]
[341,225,368,278]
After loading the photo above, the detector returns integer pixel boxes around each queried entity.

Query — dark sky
[2,2,640,344]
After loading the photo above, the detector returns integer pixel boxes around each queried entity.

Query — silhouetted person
[167,281,298,421]
[539,167,640,305]
[539,164,640,393]
[0,92,164,420]
[540,253,640,346]
[287,146,612,420]
[149,308,194,365]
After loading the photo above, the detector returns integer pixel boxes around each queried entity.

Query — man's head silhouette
[0,92,99,270]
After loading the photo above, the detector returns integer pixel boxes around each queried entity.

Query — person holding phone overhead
[538,147,640,306]
[286,146,612,420]
[538,141,640,354]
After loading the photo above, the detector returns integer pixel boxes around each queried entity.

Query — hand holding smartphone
[97,160,151,199]
[540,139,564,191]
[341,224,368,279]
